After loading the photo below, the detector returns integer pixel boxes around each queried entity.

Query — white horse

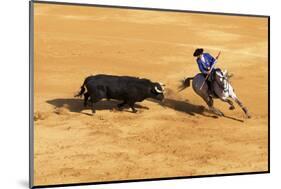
[179,69,251,118]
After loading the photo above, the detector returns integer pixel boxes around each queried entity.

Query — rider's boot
[207,80,214,97]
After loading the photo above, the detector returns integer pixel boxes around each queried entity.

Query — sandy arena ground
[33,3,268,186]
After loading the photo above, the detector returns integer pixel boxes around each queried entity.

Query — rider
[193,48,219,95]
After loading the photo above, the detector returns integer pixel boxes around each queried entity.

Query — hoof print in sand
[54,105,70,115]
[34,111,48,121]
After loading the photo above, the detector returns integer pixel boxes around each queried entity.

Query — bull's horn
[154,86,163,93]
[159,82,166,86]
[159,83,165,92]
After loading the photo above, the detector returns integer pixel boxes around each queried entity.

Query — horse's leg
[221,98,235,110]
[203,96,224,116]
[230,94,251,118]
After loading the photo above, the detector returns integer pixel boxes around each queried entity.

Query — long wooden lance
[199,51,221,90]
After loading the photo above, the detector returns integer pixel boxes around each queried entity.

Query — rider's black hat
[193,48,204,57]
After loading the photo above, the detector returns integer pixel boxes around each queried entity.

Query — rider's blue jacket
[196,53,216,74]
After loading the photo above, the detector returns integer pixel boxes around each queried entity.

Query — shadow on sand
[46,98,243,122]
[46,98,149,114]
[149,98,211,117]
[150,98,244,122]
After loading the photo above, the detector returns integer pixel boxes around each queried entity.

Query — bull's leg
[131,106,137,113]
[84,92,90,107]
[128,102,137,113]
[90,96,101,115]
[91,103,96,114]
[117,101,127,109]
[230,93,251,118]
[203,96,224,116]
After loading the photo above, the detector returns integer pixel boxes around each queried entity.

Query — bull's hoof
[117,106,123,110]
[116,105,124,111]
[132,109,138,113]
[117,107,123,111]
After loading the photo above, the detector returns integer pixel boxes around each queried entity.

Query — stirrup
[209,93,215,98]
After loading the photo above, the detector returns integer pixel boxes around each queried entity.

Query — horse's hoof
[214,112,223,117]
[211,109,224,117]
[217,111,224,116]
[211,115,219,119]
[229,106,235,110]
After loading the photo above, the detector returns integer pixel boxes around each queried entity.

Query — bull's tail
[178,77,194,92]
[74,80,86,98]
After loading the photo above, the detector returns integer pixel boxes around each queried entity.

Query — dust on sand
[33,3,268,186]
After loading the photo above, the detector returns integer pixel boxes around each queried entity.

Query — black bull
[75,74,165,113]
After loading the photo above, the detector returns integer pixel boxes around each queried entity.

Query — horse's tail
[178,77,194,92]
[74,79,87,98]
